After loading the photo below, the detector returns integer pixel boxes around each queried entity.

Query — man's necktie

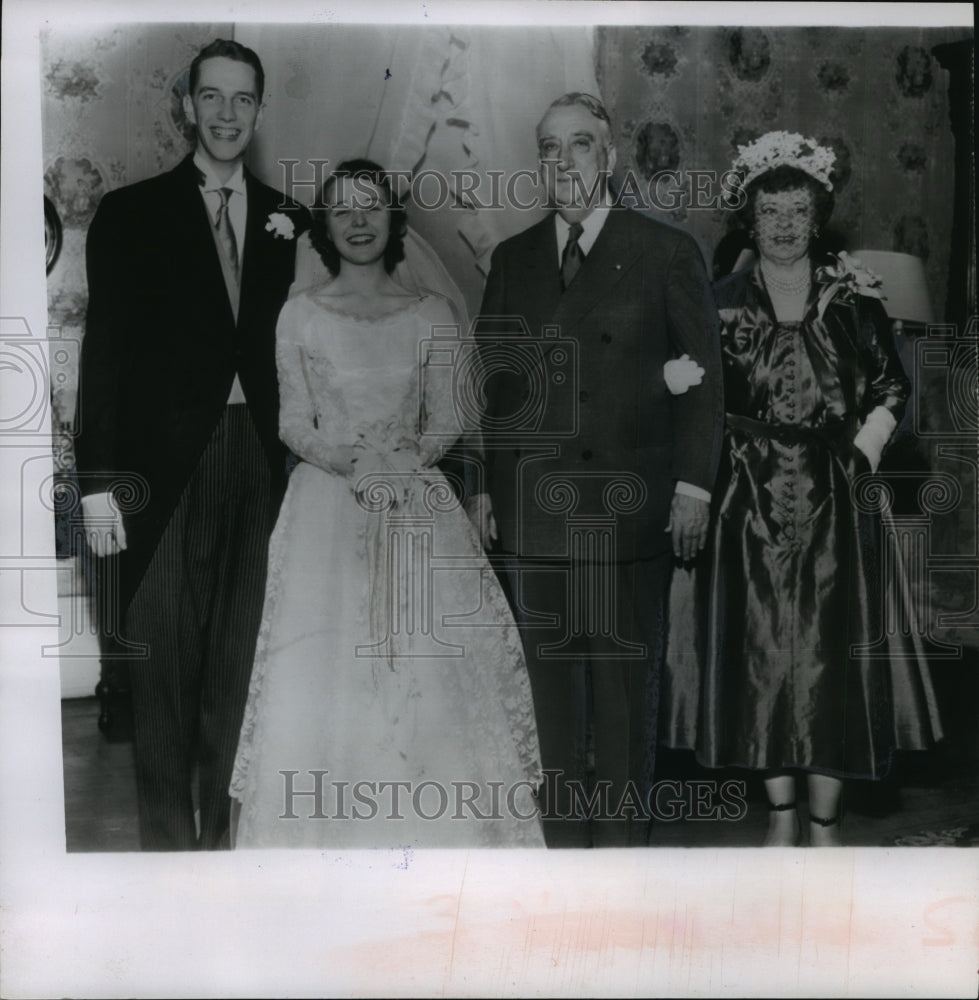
[561,221,584,291]
[214,186,240,283]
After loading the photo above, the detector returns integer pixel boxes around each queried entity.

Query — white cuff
[853,405,897,473]
[81,492,118,517]
[675,481,711,503]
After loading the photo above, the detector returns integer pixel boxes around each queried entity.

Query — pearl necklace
[761,262,810,296]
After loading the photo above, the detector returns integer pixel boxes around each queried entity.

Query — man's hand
[464,491,498,550]
[81,492,127,557]
[665,491,710,561]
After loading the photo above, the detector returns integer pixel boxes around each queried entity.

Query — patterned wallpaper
[596,25,973,318]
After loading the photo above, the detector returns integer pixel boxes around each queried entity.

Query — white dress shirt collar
[193,152,248,256]
[193,152,247,197]
[554,203,611,264]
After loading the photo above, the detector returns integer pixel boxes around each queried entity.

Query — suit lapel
[167,155,238,331]
[512,216,563,332]
[238,172,278,329]
[552,208,641,332]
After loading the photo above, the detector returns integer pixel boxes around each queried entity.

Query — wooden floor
[62,692,979,851]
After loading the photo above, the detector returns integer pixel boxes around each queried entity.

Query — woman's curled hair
[310,158,407,276]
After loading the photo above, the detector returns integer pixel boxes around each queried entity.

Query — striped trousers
[126,405,274,850]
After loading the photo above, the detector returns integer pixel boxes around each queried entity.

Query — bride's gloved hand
[320,444,363,477]
[350,428,427,506]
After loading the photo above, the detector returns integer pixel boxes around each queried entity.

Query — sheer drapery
[239,24,599,317]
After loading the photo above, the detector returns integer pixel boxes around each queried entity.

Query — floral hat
[732,131,836,191]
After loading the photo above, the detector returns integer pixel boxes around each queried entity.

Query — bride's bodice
[297,295,431,435]
[275,290,464,475]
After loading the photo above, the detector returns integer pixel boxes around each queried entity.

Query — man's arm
[463,245,507,549]
[75,192,129,556]
[663,233,724,559]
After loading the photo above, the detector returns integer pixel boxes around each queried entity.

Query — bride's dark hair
[310,159,408,276]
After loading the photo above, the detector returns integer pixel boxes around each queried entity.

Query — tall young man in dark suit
[75,39,309,849]
[470,93,723,846]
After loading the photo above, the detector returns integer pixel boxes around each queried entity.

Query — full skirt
[231,461,544,847]
[663,426,942,779]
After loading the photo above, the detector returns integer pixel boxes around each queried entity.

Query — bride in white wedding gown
[230,161,544,848]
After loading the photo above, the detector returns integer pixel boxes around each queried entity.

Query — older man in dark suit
[470,93,723,846]
[75,39,308,849]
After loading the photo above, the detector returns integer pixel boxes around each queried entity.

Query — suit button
[581,449,592,460]
[579,390,589,403]
[601,333,612,344]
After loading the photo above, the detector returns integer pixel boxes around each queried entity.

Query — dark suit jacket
[75,153,309,612]
[475,208,724,562]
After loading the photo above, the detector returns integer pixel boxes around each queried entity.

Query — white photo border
[2,1,976,997]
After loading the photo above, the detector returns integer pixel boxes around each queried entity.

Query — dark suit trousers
[501,552,670,847]
[126,405,273,850]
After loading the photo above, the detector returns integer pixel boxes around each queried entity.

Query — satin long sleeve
[859,296,910,422]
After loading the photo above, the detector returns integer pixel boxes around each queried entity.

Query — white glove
[81,492,127,557]
[852,405,897,473]
[664,354,705,395]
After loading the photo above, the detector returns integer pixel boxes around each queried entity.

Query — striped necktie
[214,186,240,283]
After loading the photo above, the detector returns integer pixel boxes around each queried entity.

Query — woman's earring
[812,225,820,239]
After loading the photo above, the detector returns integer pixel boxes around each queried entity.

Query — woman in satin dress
[663,133,942,846]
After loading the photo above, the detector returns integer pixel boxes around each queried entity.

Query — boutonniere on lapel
[814,251,885,320]
[265,212,296,240]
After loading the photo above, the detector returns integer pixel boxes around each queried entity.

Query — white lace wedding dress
[230,289,543,848]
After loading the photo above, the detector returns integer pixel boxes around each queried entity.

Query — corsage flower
[814,251,885,320]
[265,212,296,240]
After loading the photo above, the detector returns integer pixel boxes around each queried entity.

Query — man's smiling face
[183,56,263,178]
